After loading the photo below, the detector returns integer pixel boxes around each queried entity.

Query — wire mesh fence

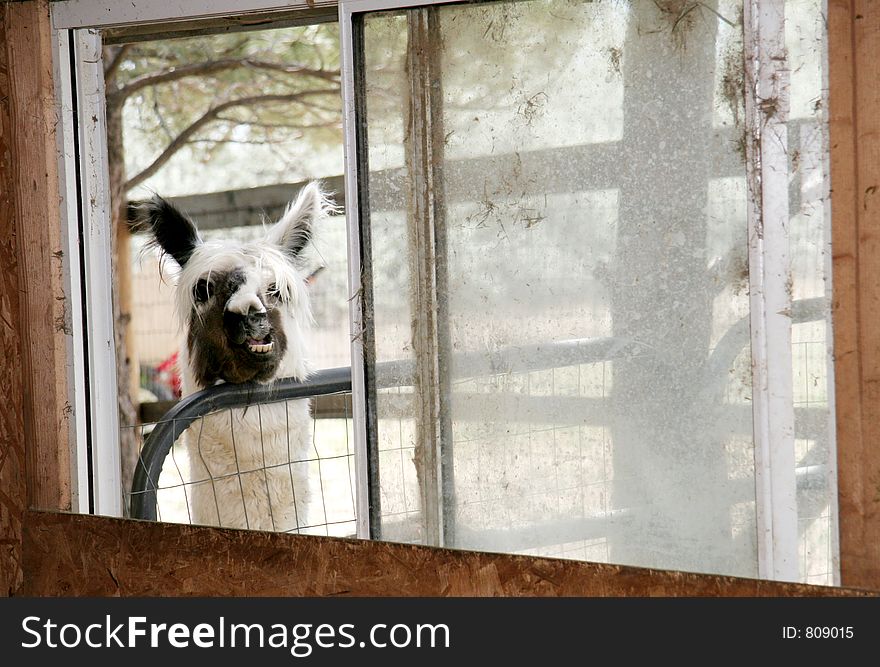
[125,371,358,538]
[369,302,834,585]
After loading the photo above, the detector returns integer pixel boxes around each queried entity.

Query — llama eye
[193,278,211,303]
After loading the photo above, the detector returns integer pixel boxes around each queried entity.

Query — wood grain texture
[21,511,875,597]
[0,7,28,598]
[829,0,880,589]
[0,0,875,598]
[4,0,72,511]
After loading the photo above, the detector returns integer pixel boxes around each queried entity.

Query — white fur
[183,398,312,532]
[165,182,331,533]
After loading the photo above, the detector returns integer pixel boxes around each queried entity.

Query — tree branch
[185,137,303,146]
[275,98,341,115]
[103,44,132,86]
[214,115,340,131]
[123,89,338,192]
[110,58,340,104]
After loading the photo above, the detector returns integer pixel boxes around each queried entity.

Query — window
[52,0,837,584]
[340,0,837,583]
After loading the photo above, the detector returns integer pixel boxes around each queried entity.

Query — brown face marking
[186,269,289,388]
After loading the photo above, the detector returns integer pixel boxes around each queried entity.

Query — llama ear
[136,196,202,267]
[267,181,329,258]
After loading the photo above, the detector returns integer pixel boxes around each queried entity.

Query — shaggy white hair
[144,181,333,532]
[176,241,314,391]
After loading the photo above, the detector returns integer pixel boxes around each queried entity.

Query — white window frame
[50,0,341,515]
[53,25,121,517]
[743,0,799,581]
[339,0,836,583]
[50,0,837,583]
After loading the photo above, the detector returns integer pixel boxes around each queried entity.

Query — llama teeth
[248,341,274,354]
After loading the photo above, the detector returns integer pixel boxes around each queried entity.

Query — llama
[140,182,331,532]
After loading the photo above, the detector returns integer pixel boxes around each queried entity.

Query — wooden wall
[0,0,878,598]
[22,511,876,597]
[829,0,880,590]
[0,4,27,597]
[3,0,71,514]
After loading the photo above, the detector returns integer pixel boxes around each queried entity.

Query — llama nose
[247,309,268,329]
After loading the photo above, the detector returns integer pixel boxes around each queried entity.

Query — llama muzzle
[225,306,274,351]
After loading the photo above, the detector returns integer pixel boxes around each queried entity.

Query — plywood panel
[4,0,71,511]
[829,0,880,589]
[22,511,875,597]
[0,6,28,598]
[851,0,880,588]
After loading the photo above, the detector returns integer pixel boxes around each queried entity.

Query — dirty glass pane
[362,0,757,576]
[360,13,423,541]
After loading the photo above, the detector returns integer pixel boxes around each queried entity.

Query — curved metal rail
[129,366,352,520]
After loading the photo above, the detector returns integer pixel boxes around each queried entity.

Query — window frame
[50,0,344,517]
[53,26,121,516]
[339,0,838,582]
[48,0,838,583]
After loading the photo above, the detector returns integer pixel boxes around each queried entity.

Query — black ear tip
[129,195,170,228]
[136,195,202,268]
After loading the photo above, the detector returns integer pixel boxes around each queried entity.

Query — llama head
[140,182,330,390]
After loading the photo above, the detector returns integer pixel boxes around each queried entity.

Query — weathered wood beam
[22,511,875,597]
[829,0,880,589]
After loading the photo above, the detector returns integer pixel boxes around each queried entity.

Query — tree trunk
[106,96,139,507]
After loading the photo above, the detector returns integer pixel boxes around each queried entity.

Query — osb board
[22,512,876,597]
[828,0,880,589]
[4,0,71,512]
[0,6,27,597]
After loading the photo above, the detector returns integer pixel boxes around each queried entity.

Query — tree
[101,25,342,498]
